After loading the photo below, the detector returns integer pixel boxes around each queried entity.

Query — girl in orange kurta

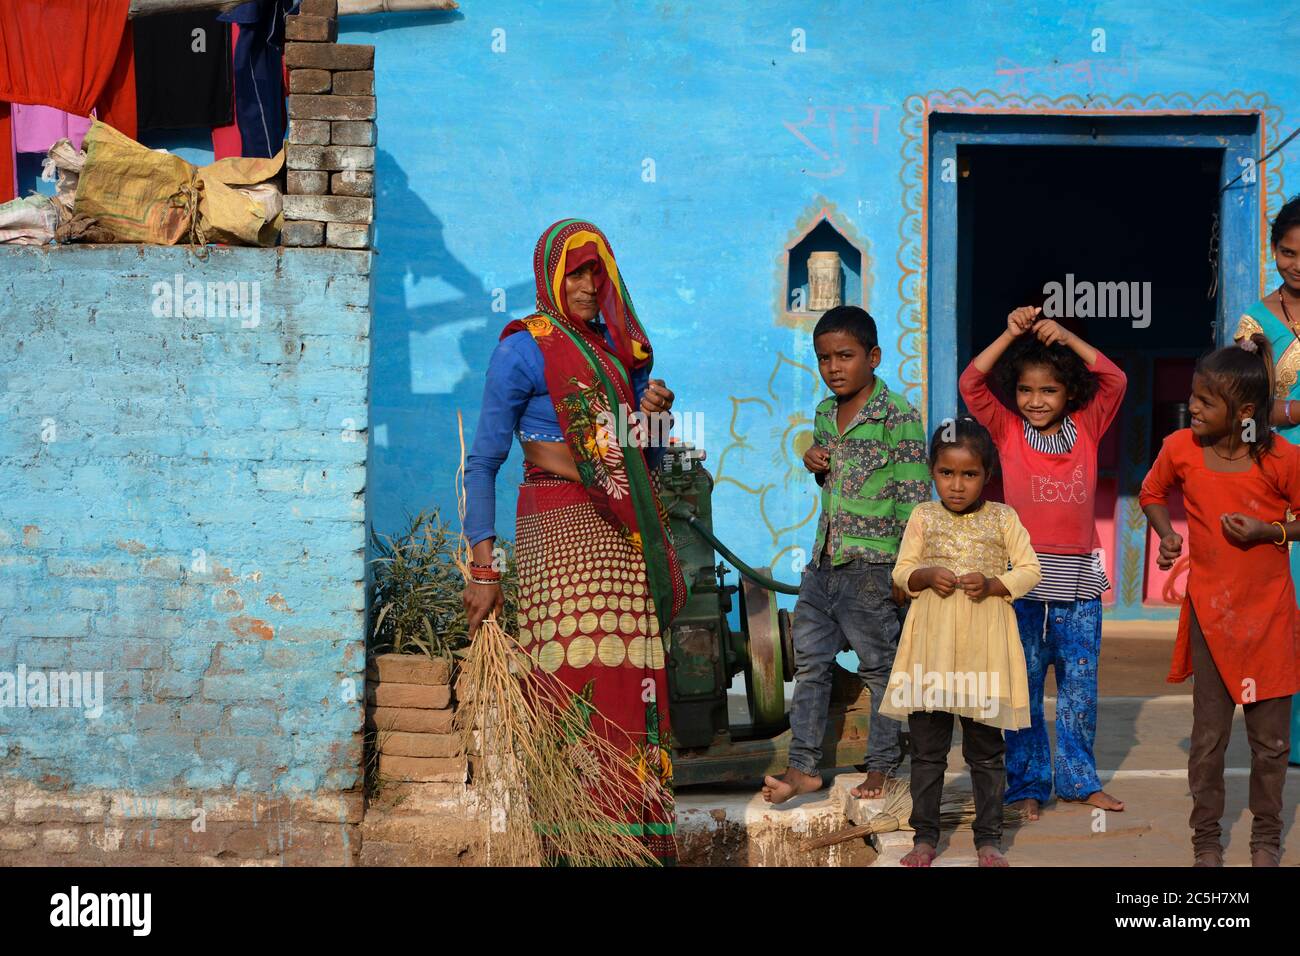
[1140,333,1300,867]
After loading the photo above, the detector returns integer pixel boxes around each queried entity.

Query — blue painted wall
[348,1,1300,609]
[0,246,369,794]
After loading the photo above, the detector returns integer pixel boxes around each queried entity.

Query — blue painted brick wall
[0,245,370,796]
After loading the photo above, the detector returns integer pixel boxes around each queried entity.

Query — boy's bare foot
[1008,797,1040,821]
[977,845,1009,867]
[849,770,890,799]
[1063,790,1124,812]
[901,842,937,867]
[761,768,823,804]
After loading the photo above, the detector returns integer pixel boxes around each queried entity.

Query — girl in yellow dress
[882,417,1040,867]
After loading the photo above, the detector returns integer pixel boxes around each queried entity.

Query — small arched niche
[776,200,871,329]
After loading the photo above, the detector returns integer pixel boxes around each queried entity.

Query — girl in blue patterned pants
[1005,599,1106,809]
[961,308,1128,819]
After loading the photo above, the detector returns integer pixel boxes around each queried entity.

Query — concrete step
[676,782,876,866]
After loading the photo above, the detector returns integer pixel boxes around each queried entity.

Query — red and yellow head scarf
[532,219,654,378]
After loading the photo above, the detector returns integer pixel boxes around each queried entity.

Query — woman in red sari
[462,220,687,862]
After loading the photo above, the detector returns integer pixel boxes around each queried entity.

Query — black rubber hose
[673,510,801,595]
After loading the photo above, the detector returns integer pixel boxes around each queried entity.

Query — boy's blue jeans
[787,557,903,777]
[1004,597,1104,803]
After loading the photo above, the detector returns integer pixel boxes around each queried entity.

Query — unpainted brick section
[326,222,372,249]
[286,144,375,172]
[285,43,374,71]
[377,731,461,758]
[331,170,374,197]
[285,13,337,42]
[283,193,373,223]
[289,68,332,94]
[331,121,375,146]
[331,71,374,96]
[288,119,331,145]
[366,706,454,734]
[287,170,330,194]
[377,754,467,783]
[280,220,325,246]
[368,655,451,684]
[367,682,451,709]
[0,784,364,865]
[288,94,377,121]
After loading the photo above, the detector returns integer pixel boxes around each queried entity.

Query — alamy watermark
[596,404,705,450]
[151,274,261,328]
[1042,274,1150,329]
[0,665,104,719]
[887,666,1001,719]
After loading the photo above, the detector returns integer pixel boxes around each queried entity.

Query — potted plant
[364,510,517,790]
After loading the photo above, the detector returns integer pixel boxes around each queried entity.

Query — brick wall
[282,0,377,250]
[0,244,370,864]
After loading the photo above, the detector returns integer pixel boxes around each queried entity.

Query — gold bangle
[1271,521,1287,547]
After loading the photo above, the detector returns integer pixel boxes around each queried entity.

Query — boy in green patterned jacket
[763,306,930,804]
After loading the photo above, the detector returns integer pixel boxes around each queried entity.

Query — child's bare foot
[901,842,937,867]
[977,845,1009,867]
[849,770,890,799]
[1009,797,1040,821]
[1064,790,1124,812]
[761,768,823,804]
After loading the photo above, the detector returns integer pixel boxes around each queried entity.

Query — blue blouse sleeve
[463,333,543,547]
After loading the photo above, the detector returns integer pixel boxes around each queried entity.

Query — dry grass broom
[802,776,1027,852]
[452,412,672,867]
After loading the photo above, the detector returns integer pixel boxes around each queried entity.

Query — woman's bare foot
[1064,790,1124,812]
[901,842,937,867]
[849,770,890,799]
[1009,797,1040,821]
[978,845,1009,867]
[761,767,823,804]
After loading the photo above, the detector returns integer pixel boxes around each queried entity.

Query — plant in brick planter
[365,510,518,790]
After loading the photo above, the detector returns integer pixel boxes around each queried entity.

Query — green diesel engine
[656,443,798,758]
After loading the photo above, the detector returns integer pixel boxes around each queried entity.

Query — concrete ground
[676,622,1300,866]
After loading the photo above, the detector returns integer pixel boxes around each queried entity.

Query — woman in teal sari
[1232,194,1300,765]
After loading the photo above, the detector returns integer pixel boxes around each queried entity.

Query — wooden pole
[129,0,458,15]
[338,0,459,12]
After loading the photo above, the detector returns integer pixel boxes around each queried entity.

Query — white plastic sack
[0,194,59,245]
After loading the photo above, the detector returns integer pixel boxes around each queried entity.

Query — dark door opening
[957,144,1222,371]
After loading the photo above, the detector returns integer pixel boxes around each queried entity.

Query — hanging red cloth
[0,0,136,201]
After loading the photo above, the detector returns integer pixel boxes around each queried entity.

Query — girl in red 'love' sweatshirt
[959,306,1127,821]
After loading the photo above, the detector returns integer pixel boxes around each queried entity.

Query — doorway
[957,144,1220,367]
[927,111,1263,618]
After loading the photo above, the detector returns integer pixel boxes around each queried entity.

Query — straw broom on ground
[452,412,672,867]
[801,776,1027,852]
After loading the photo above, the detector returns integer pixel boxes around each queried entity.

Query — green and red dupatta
[500,219,687,631]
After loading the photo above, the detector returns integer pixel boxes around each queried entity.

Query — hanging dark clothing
[134,11,234,131]
[216,0,297,158]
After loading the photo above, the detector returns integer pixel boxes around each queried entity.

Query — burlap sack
[73,120,284,246]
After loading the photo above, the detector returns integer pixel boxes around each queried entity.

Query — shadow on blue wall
[366,148,532,554]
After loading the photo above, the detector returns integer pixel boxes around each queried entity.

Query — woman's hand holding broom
[464,537,505,638]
